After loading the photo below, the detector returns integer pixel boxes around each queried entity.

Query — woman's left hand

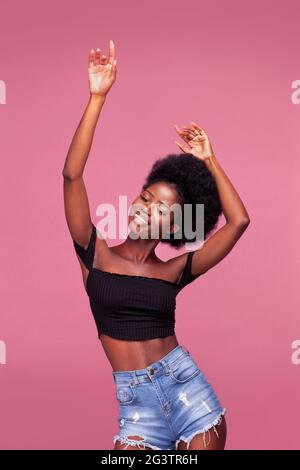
[174,121,215,161]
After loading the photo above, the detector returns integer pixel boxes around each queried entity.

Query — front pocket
[115,382,136,405]
[169,355,201,383]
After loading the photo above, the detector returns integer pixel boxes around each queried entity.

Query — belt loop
[161,359,171,375]
[132,372,138,385]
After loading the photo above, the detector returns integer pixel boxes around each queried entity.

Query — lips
[134,212,148,224]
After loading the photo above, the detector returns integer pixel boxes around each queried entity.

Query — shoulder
[165,251,190,272]
[166,251,194,284]
[94,225,109,251]
[167,251,201,288]
[73,223,109,270]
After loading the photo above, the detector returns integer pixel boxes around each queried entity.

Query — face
[128,181,181,240]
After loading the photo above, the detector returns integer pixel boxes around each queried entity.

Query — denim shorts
[112,344,226,450]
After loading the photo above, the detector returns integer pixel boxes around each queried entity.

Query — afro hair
[141,153,222,249]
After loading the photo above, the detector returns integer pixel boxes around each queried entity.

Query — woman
[62,40,250,451]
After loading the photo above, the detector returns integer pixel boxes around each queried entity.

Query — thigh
[163,352,226,449]
[112,380,174,450]
[177,415,227,450]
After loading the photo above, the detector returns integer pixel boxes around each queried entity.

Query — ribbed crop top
[73,224,201,341]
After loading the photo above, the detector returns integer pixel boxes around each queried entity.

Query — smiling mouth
[134,212,148,224]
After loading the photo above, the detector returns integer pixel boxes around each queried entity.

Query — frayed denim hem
[113,434,169,450]
[175,407,227,450]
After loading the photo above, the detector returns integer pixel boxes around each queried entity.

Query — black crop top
[73,224,201,341]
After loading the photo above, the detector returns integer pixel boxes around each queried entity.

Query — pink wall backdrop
[1,0,299,450]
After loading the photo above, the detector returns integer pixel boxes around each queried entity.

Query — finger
[190,121,204,134]
[182,126,198,137]
[181,129,196,140]
[109,59,117,76]
[95,48,101,66]
[190,121,201,128]
[191,128,203,138]
[175,141,185,152]
[174,124,184,135]
[180,129,196,141]
[175,128,190,143]
[177,131,191,143]
[108,39,115,65]
[184,124,199,133]
[100,54,108,65]
[182,128,195,136]
[180,125,193,133]
[89,49,95,67]
[175,141,189,153]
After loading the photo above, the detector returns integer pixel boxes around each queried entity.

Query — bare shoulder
[93,226,110,263]
[165,251,189,270]
[164,251,191,283]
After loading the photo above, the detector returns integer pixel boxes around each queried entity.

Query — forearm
[62,93,106,179]
[204,154,250,225]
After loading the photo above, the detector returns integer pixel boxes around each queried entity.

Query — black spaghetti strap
[73,224,97,270]
[178,251,200,289]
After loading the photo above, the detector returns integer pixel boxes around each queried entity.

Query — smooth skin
[62,41,250,450]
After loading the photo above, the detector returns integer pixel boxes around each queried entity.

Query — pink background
[1,0,299,450]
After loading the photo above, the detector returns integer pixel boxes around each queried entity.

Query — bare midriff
[100,333,179,372]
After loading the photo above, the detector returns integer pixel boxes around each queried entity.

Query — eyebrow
[144,189,170,208]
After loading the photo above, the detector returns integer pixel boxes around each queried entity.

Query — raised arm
[174,122,250,276]
[62,40,117,249]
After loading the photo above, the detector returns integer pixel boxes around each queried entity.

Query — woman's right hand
[88,40,117,97]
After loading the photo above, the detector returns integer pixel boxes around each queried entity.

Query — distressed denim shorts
[112,344,226,450]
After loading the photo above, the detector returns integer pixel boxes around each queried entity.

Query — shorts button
[149,368,155,375]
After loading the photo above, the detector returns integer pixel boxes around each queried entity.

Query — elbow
[62,169,82,181]
[231,218,251,229]
[241,217,251,227]
[240,218,251,229]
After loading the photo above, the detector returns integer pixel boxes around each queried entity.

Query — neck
[118,235,160,264]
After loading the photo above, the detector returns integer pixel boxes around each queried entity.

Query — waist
[112,343,190,380]
[102,333,178,371]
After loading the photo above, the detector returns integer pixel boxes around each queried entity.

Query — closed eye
[140,194,169,214]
